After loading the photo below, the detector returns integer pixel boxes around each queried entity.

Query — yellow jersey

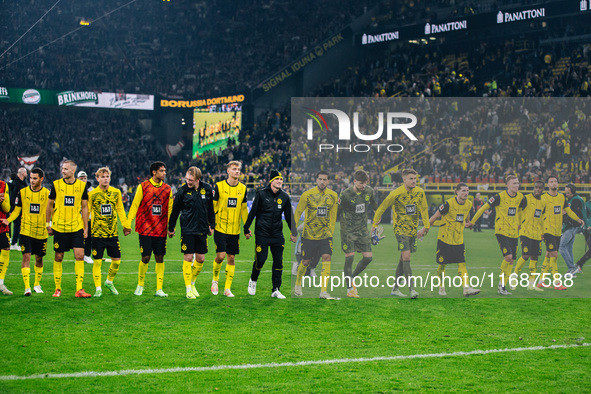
[437,197,472,246]
[541,192,579,236]
[88,186,130,238]
[213,180,249,235]
[373,185,430,237]
[48,178,88,233]
[294,186,338,240]
[472,190,526,238]
[519,193,545,241]
[8,186,50,240]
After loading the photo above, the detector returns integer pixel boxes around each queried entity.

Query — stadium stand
[1,1,590,191]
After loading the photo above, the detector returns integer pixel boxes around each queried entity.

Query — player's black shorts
[302,237,333,261]
[519,236,541,258]
[436,240,465,264]
[181,234,208,255]
[92,237,121,259]
[20,235,47,257]
[0,232,9,249]
[139,234,167,257]
[214,230,239,255]
[543,233,561,253]
[495,234,518,257]
[53,229,84,252]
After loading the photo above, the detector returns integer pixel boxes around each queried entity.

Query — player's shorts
[341,231,371,254]
[495,234,518,257]
[543,233,561,252]
[214,230,239,255]
[139,234,167,257]
[20,235,47,257]
[0,232,9,249]
[396,234,417,253]
[181,234,208,255]
[519,236,541,258]
[53,229,84,252]
[436,240,465,264]
[92,237,121,260]
[302,237,333,261]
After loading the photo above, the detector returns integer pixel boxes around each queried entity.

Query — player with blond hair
[470,175,526,295]
[88,167,131,297]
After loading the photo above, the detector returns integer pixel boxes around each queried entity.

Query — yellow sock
[22,267,31,290]
[34,265,43,287]
[191,261,204,283]
[528,260,538,281]
[93,259,102,288]
[514,257,526,275]
[505,261,513,284]
[182,260,192,287]
[540,256,550,274]
[225,264,235,290]
[213,261,222,282]
[75,260,84,291]
[138,261,149,286]
[155,262,165,291]
[320,260,331,292]
[53,261,62,290]
[437,264,445,281]
[500,259,509,287]
[107,260,120,282]
[550,257,558,284]
[296,262,307,286]
[458,263,468,287]
[0,249,10,279]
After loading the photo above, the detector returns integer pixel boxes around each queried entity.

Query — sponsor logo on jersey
[64,196,75,207]
[316,206,328,217]
[100,204,113,216]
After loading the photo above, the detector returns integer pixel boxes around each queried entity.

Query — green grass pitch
[1,223,589,392]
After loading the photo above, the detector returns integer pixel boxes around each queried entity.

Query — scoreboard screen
[192,103,242,157]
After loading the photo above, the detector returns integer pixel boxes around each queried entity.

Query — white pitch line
[0,343,588,381]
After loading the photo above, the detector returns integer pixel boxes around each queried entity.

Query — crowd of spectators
[293,17,591,189]
[1,0,373,95]
[0,106,161,185]
[290,96,591,194]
